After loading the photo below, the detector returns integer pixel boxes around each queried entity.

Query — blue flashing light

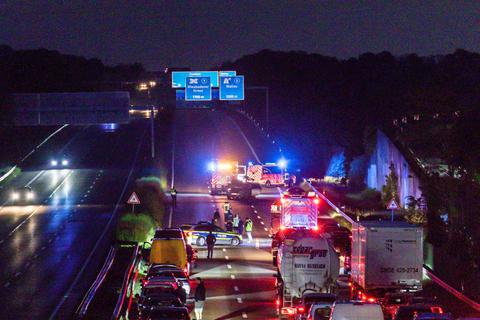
[248,161,253,166]
[277,158,287,169]
[208,161,216,172]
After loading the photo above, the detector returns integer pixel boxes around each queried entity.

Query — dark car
[146,265,191,295]
[138,293,183,316]
[394,304,445,320]
[226,180,256,200]
[145,306,190,320]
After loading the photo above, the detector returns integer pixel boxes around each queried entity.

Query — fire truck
[246,163,287,187]
[280,187,319,230]
[271,188,320,264]
[208,160,246,195]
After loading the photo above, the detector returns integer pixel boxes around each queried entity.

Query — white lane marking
[14,272,21,277]
[222,248,226,252]
[242,312,248,318]
[4,282,10,288]
[250,205,254,208]
[255,240,260,249]
[230,274,235,279]
[225,256,229,260]
[260,221,264,225]
[227,264,232,269]
[41,246,46,251]
[254,210,257,213]
[26,170,46,187]
[237,297,243,303]
[234,286,239,292]
[257,215,261,219]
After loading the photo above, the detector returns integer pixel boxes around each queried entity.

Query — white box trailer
[276,229,339,318]
[351,221,423,298]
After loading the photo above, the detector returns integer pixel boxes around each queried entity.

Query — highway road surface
[0,121,150,319]
[166,108,293,319]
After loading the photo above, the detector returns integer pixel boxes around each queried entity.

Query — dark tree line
[0,44,144,95]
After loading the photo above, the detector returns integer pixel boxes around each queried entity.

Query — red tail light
[275,299,280,306]
[296,306,306,313]
[313,198,320,205]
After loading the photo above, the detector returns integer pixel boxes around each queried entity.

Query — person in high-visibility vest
[223,201,230,213]
[170,187,177,207]
[245,218,253,242]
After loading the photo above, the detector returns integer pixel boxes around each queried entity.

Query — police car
[181,222,242,246]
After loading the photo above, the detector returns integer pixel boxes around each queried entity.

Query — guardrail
[304,179,356,225]
[112,245,140,320]
[76,246,117,318]
[0,166,17,183]
[423,265,480,312]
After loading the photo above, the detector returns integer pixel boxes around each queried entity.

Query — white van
[329,301,384,320]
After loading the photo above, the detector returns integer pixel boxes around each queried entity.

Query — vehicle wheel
[231,237,240,246]
[197,237,206,246]
[265,180,271,187]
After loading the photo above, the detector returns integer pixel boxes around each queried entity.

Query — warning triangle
[387,199,399,210]
[127,192,141,205]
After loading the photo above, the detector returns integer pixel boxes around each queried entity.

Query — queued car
[381,292,414,319]
[182,222,242,246]
[394,304,445,320]
[146,264,191,295]
[329,301,384,320]
[10,186,35,203]
[138,293,183,317]
[144,306,190,320]
[299,293,336,320]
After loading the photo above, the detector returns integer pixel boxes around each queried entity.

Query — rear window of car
[396,307,431,319]
[313,306,331,320]
[154,229,183,239]
[151,270,186,279]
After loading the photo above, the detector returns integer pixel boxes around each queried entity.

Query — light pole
[247,86,270,133]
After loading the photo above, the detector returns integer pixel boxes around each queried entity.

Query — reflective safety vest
[245,220,253,232]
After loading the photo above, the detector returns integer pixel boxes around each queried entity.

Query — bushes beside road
[116,176,168,243]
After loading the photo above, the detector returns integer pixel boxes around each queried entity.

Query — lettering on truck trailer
[380,267,420,273]
[292,246,328,259]
[294,264,326,269]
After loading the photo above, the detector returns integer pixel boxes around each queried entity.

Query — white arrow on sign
[127,192,141,205]
[387,199,399,210]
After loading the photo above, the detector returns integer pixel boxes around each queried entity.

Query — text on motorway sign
[219,76,244,101]
[185,76,211,101]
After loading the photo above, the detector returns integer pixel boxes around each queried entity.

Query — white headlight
[51,160,58,166]
[61,159,69,166]
[11,192,20,201]
[26,192,35,200]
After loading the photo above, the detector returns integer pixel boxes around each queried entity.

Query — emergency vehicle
[246,163,287,187]
[208,160,246,195]
[280,187,319,230]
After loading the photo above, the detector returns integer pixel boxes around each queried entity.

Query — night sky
[1,1,479,70]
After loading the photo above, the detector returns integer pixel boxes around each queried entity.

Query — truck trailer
[350,221,423,300]
[275,229,339,319]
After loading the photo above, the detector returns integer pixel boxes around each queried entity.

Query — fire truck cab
[208,160,245,195]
